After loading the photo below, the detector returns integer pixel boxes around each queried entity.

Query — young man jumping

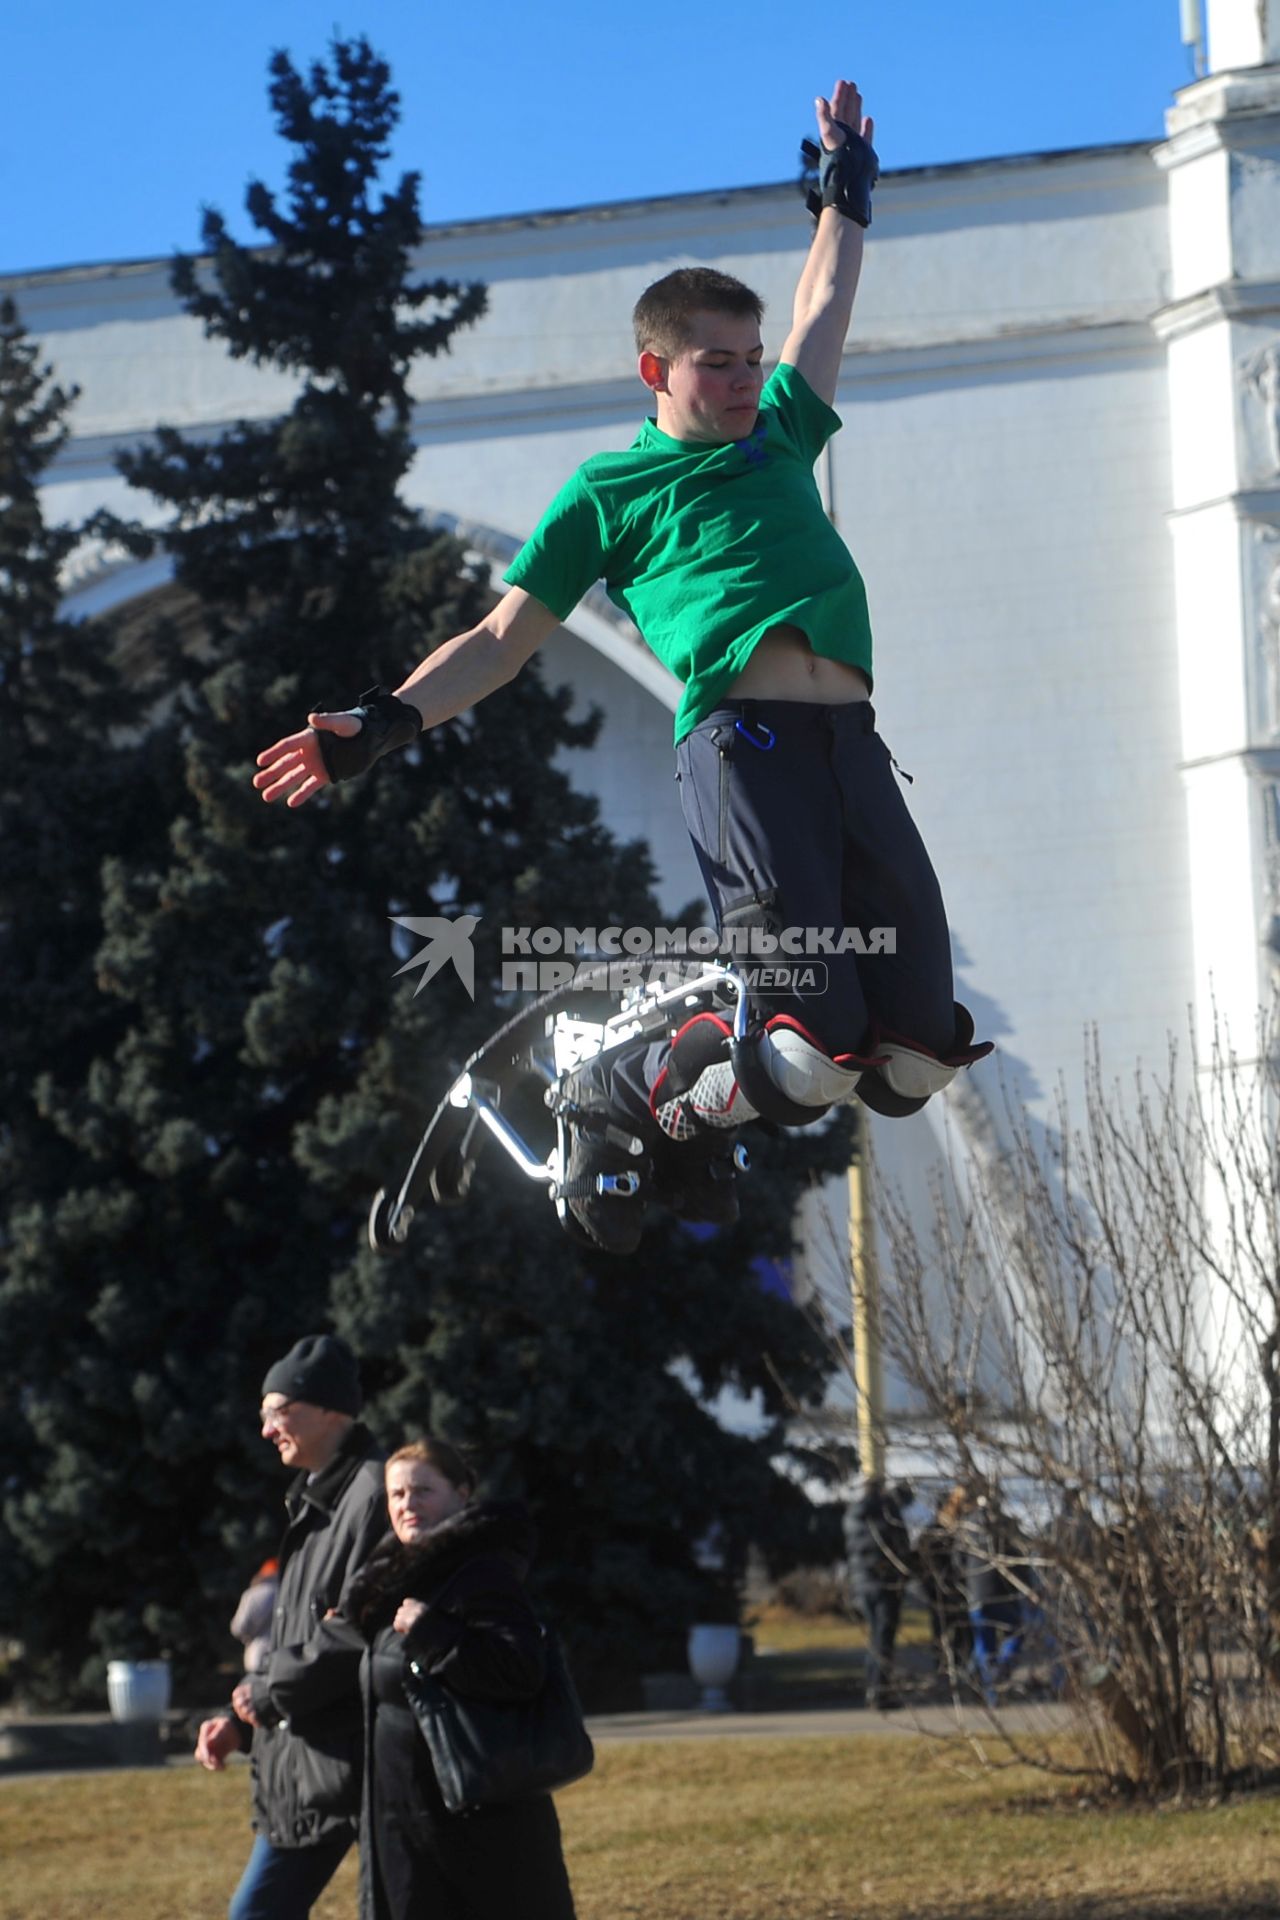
[255,79,990,1253]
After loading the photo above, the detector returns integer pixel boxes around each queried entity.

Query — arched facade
[11,25,1280,1428]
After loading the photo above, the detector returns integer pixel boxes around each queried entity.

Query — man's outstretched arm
[779,79,876,410]
[253,585,560,808]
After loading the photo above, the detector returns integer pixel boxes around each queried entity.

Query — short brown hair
[633,267,765,358]
[386,1436,476,1495]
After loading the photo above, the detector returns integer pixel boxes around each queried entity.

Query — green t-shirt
[503,361,874,743]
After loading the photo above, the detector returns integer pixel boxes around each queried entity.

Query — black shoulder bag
[402,1615,595,1815]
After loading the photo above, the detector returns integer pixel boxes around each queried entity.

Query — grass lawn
[746,1603,933,1655]
[5,1734,1280,1920]
[740,1604,936,1709]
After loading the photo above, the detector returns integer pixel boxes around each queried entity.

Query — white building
[7,0,1280,1430]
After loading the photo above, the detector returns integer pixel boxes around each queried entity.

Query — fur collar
[347,1499,536,1634]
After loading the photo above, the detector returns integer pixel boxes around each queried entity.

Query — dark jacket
[844,1483,914,1608]
[961,1506,1030,1614]
[915,1519,967,1621]
[244,1420,387,1849]
[345,1500,575,1920]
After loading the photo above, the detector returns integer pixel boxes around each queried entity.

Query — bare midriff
[723,623,870,704]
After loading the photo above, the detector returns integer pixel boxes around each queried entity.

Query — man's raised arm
[779,79,877,410]
[253,585,560,808]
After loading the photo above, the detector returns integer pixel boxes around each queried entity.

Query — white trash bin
[687,1624,740,1712]
[107,1658,172,1724]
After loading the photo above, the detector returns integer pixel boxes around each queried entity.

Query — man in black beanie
[195,1334,385,1920]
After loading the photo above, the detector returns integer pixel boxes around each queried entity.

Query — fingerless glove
[801,125,879,228]
[316,686,423,784]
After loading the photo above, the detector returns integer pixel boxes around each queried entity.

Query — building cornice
[0,141,1160,292]
[1150,276,1280,341]
[1158,64,1280,160]
[1180,744,1280,777]
[41,314,1163,484]
[1165,484,1280,521]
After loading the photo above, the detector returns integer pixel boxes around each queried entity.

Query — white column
[1154,2,1280,1056]
[1204,0,1280,70]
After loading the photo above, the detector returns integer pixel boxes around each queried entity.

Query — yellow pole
[848,1109,885,1478]
[822,456,885,1478]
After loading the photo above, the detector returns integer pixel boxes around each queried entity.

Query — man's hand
[253,594,559,815]
[393,1598,429,1637]
[253,710,363,808]
[195,1713,244,1772]
[783,78,877,403]
[231,1677,262,1727]
[815,78,874,154]
[255,686,423,804]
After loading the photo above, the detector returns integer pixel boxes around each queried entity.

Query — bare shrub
[810,1019,1280,1796]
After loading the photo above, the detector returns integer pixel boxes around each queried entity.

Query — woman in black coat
[344,1438,577,1920]
[843,1476,915,1710]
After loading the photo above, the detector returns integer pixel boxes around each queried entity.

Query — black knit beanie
[262,1334,362,1416]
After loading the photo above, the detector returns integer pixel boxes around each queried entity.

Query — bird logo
[389,914,479,1000]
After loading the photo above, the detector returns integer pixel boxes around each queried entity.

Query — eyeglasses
[259,1398,300,1424]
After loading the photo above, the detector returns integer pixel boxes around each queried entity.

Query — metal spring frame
[370,963,753,1248]
[466,962,750,1188]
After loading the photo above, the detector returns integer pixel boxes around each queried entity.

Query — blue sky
[3,0,1193,277]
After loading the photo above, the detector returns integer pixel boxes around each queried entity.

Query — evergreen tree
[0,39,846,1705]
[0,304,186,1694]
[0,299,135,1184]
[0,298,87,1189]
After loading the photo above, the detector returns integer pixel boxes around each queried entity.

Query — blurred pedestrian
[194,1333,386,1920]
[961,1491,1031,1705]
[844,1475,915,1710]
[230,1559,280,1675]
[914,1485,973,1680]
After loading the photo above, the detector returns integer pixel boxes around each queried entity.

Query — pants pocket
[716,735,731,868]
[677,724,733,869]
